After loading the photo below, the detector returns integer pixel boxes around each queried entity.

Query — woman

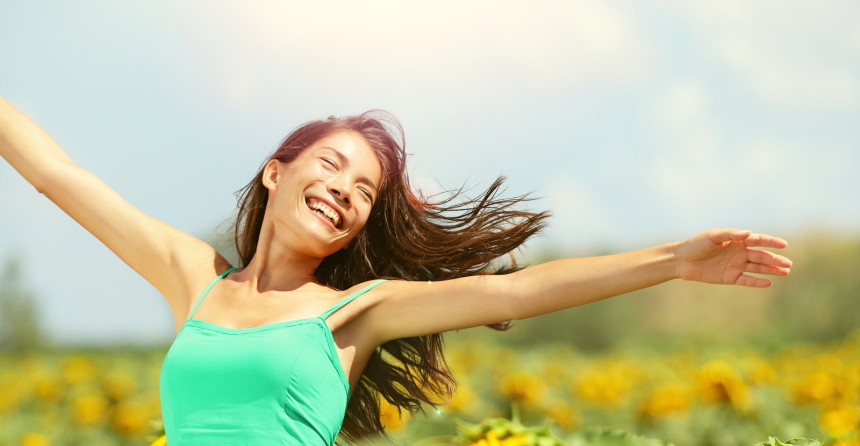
[0,98,792,445]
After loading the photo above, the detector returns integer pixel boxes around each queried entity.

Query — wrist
[663,241,683,281]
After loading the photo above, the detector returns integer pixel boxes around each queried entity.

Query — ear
[262,159,281,191]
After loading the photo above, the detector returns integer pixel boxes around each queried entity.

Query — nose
[328,180,351,205]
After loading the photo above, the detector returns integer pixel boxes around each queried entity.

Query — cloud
[644,77,858,234]
[664,0,860,110]
[181,0,656,108]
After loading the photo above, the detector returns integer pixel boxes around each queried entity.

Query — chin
[301,235,351,259]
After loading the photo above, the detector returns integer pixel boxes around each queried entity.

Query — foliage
[0,256,46,351]
[754,437,821,446]
[456,409,566,446]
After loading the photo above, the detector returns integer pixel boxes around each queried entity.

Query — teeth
[308,199,341,227]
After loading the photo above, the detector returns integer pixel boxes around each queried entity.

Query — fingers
[703,229,788,250]
[737,252,791,288]
[706,228,751,244]
[743,232,788,249]
[736,274,772,288]
[745,262,790,276]
[747,249,793,269]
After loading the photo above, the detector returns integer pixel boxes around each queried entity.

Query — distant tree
[0,256,46,350]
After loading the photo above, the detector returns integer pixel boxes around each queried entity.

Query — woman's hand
[675,229,792,288]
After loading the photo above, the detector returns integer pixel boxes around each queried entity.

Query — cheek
[351,209,373,233]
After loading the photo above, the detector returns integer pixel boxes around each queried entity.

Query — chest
[169,320,349,385]
[160,320,350,443]
[183,287,340,331]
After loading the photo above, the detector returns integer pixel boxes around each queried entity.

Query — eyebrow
[322,147,379,193]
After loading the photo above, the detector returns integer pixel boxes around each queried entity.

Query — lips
[306,197,344,229]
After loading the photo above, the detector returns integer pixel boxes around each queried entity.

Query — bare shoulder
[162,244,234,324]
[335,279,418,338]
[331,278,392,309]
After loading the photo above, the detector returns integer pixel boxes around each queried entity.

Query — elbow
[33,159,76,195]
[33,180,49,195]
[30,174,52,196]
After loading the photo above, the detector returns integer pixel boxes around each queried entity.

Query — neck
[234,221,325,294]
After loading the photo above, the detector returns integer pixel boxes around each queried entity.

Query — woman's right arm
[0,97,229,322]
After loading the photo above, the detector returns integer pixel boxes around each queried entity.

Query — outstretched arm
[361,228,791,342]
[0,98,228,326]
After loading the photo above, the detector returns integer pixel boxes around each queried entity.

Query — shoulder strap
[187,267,236,321]
[320,279,388,320]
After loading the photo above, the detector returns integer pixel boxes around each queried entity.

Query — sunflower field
[0,237,857,445]
[0,333,858,445]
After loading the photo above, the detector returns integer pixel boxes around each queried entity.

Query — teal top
[159,267,387,445]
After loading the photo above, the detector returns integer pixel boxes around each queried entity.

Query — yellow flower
[794,371,836,404]
[467,431,528,446]
[149,435,167,446]
[112,400,153,436]
[574,364,635,407]
[820,405,860,438]
[445,383,478,414]
[32,372,63,402]
[102,370,137,401]
[379,398,408,431]
[62,355,95,384]
[833,370,860,404]
[640,383,691,419]
[500,433,528,446]
[497,372,546,407]
[19,432,50,446]
[696,360,749,410]
[72,392,108,426]
[0,377,22,413]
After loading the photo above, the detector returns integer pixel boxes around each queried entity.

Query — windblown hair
[232,111,550,443]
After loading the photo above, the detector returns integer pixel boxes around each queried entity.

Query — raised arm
[362,229,792,343]
[0,98,228,325]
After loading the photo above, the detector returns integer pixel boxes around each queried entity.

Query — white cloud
[644,77,858,233]
[664,0,860,110]
[183,0,656,108]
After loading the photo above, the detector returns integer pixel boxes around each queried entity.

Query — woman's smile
[306,196,344,229]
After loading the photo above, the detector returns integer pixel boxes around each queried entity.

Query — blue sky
[1,1,858,345]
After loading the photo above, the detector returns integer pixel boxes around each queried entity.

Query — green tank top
[159,267,387,445]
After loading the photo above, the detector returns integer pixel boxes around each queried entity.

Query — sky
[1,0,858,346]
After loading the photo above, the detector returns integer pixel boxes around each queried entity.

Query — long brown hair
[232,111,550,443]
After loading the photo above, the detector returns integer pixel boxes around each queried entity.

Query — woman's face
[263,130,383,259]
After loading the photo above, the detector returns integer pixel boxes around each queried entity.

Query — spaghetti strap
[187,267,236,321]
[320,279,388,320]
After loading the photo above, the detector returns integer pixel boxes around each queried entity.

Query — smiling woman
[0,99,792,445]
[224,111,551,442]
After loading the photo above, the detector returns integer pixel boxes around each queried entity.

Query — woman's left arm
[365,229,792,343]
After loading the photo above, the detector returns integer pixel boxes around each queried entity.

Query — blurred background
[1,1,858,445]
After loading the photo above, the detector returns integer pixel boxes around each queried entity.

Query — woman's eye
[321,157,337,169]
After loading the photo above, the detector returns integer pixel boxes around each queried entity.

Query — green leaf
[754,437,821,446]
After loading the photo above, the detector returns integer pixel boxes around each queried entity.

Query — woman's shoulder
[167,250,234,302]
